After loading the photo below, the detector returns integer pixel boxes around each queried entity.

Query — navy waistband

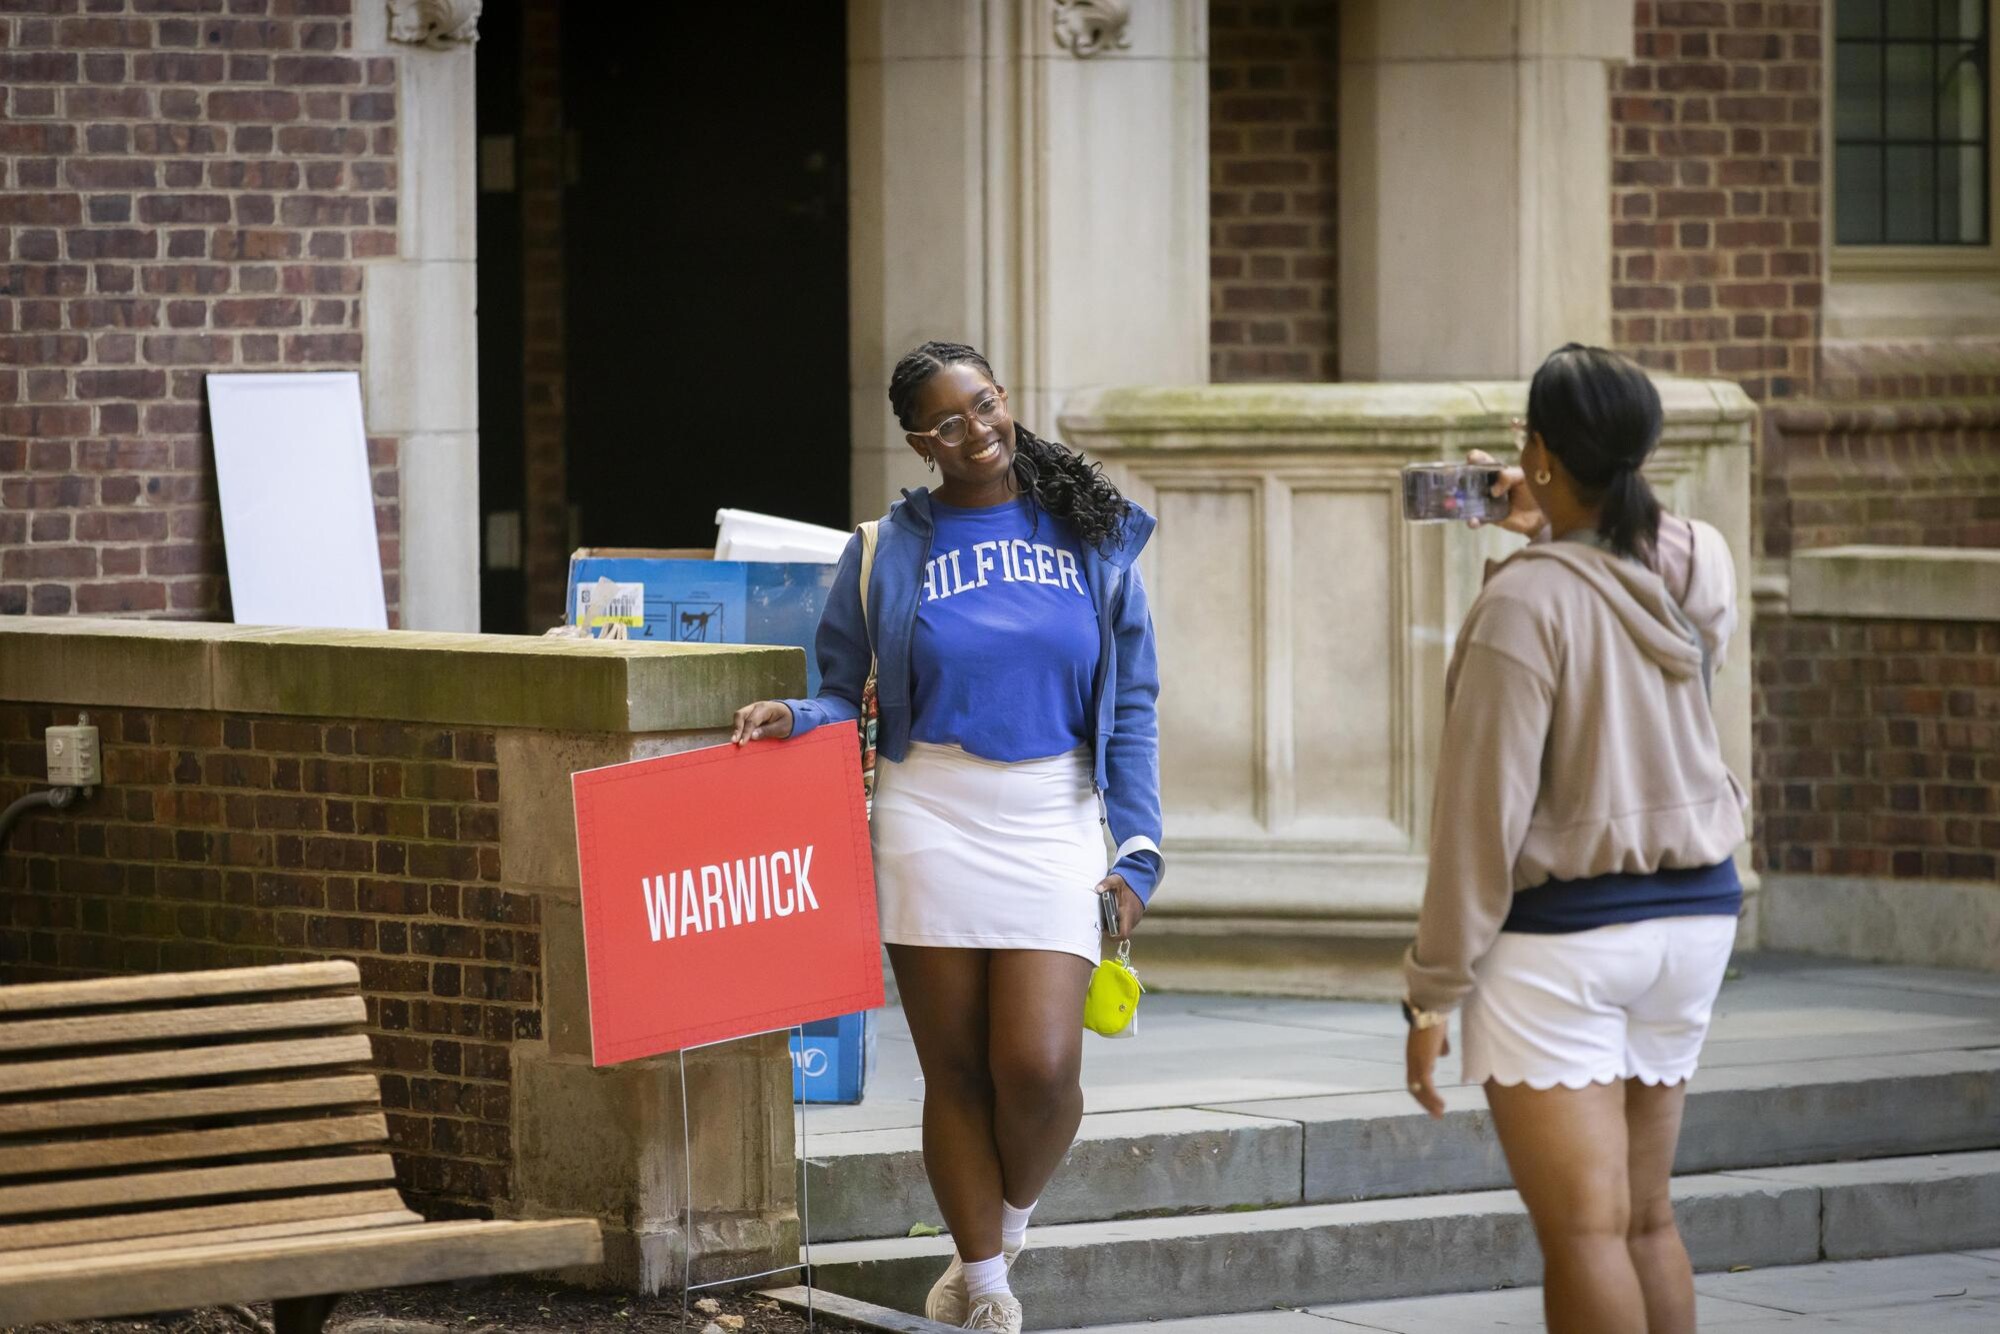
[1502,861,1743,935]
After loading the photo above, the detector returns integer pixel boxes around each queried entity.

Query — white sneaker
[964,1292,1023,1333]
[924,1254,967,1324]
[924,1242,1023,1325]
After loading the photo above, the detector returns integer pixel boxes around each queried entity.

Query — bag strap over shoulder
[856,520,879,623]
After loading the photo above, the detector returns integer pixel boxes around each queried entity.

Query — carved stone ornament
[388,0,482,50]
[1053,0,1132,58]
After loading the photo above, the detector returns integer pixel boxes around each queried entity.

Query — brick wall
[0,0,402,623]
[0,702,534,1217]
[1752,403,2000,879]
[1819,337,2000,402]
[1604,2,2000,894]
[1761,406,2000,560]
[519,0,567,631]
[1610,0,1822,403]
[1755,617,1999,882]
[1208,0,1337,383]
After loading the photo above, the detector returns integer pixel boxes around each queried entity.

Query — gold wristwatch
[1400,999,1447,1031]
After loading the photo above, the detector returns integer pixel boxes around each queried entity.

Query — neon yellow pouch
[1084,940,1143,1039]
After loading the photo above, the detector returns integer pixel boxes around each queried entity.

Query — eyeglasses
[914,390,1008,448]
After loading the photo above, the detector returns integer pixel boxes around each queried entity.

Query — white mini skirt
[870,741,1108,965]
[1462,915,1738,1090]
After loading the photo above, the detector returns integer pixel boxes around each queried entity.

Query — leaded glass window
[1835,0,1992,245]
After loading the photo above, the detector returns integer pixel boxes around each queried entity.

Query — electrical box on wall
[46,722,101,788]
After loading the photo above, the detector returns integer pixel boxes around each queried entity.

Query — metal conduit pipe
[0,787,80,850]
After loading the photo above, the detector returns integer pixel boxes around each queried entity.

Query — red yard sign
[572,724,883,1065]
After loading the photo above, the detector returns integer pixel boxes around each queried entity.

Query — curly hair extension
[888,340,1135,552]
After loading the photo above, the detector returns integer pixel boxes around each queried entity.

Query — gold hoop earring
[1534,469,1552,486]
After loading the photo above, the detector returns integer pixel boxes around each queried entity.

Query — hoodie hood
[1503,539,1706,680]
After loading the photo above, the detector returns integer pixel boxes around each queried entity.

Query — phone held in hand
[1401,462,1510,524]
[1097,887,1120,936]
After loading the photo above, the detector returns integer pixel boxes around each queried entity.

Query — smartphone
[1401,463,1510,524]
[1096,888,1120,936]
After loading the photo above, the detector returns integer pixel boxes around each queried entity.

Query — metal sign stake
[678,1026,816,1330]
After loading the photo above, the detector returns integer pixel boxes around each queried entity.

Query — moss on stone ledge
[0,619,805,733]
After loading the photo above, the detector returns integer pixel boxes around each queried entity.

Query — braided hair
[888,340,1134,552]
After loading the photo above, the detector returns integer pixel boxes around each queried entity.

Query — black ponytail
[1525,342,1664,564]
[1597,468,1663,566]
[888,340,1134,552]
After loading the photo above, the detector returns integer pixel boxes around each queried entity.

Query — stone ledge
[1761,874,2000,974]
[1788,546,2000,623]
[0,617,804,734]
[1770,397,2000,436]
[1058,376,1755,443]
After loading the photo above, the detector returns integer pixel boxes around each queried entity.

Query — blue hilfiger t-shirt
[911,499,1101,763]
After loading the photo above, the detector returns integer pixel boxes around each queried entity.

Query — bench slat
[0,1208,421,1266]
[0,1033,374,1096]
[0,1152,395,1219]
[0,1187,411,1252]
[0,1073,381,1135]
[0,1112,388,1179]
[0,963,360,1015]
[0,1219,604,1325]
[0,995,367,1055]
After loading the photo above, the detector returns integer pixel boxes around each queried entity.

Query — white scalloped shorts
[1462,915,1738,1090]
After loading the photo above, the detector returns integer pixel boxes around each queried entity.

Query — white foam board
[207,371,388,630]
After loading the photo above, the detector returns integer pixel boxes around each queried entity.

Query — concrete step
[1074,1251,2000,1333]
[807,1047,2000,1242]
[807,1149,2000,1330]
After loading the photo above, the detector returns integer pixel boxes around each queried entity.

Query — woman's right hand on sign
[1466,443,1545,537]
[732,701,795,746]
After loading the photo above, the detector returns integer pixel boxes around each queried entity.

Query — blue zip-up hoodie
[782,488,1166,902]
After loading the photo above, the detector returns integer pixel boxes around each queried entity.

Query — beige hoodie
[1403,514,1746,1014]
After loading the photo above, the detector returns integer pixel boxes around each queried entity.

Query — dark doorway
[562,4,851,548]
[475,1,850,633]
[474,0,526,633]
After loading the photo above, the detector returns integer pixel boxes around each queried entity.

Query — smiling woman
[730,341,1166,1334]
[888,343,1140,552]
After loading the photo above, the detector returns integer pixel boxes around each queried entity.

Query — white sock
[1000,1198,1036,1253]
[961,1252,1010,1300]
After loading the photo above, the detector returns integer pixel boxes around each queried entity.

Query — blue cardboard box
[791,1010,877,1105]
[567,549,874,1103]
[566,549,838,695]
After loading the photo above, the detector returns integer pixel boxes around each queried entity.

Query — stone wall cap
[1059,376,1757,441]
[1793,545,2000,566]
[0,617,805,733]
[1788,546,2000,623]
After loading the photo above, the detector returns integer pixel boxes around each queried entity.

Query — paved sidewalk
[814,952,2000,1137]
[805,953,2000,1327]
[1067,1250,2000,1330]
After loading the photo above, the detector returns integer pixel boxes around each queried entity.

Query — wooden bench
[0,960,601,1332]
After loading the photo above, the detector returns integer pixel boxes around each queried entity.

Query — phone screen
[1401,464,1510,524]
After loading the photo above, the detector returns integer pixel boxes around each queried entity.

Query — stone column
[1339,0,1633,380]
[353,1,482,631]
[846,0,1209,519]
[497,642,807,1294]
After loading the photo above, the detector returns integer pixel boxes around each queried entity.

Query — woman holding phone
[1402,344,1746,1334]
[732,341,1164,1334]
